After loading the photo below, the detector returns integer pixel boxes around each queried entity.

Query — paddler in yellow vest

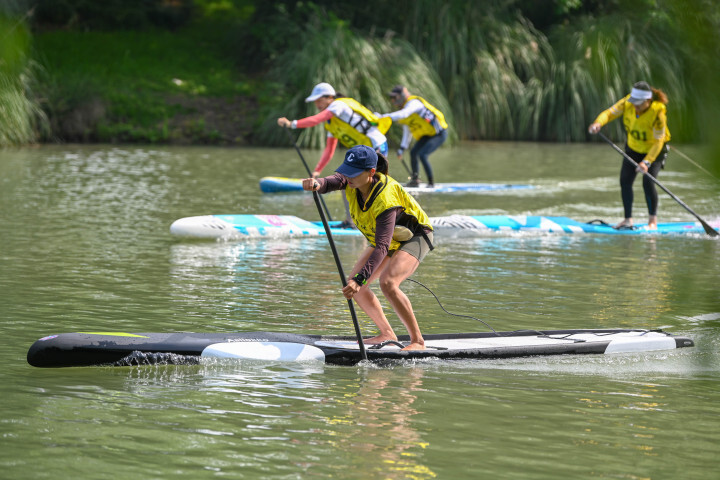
[302,145,434,351]
[378,85,448,187]
[278,82,391,228]
[589,81,671,230]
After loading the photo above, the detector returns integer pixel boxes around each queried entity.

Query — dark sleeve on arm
[316,173,348,193]
[357,208,400,280]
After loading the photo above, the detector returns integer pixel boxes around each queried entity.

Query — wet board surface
[27,329,694,367]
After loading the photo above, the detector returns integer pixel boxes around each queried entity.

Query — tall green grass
[0,14,47,146]
[254,0,718,148]
[257,1,696,146]
[545,16,688,142]
[395,1,692,142]
[0,71,36,146]
[256,24,454,149]
[259,0,720,146]
[661,0,720,174]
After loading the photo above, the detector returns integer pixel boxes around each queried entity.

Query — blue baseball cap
[335,145,378,178]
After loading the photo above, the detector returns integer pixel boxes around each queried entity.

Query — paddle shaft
[311,189,368,360]
[284,129,333,221]
[399,156,412,176]
[598,132,718,237]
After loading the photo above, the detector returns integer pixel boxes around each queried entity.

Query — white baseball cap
[305,82,336,102]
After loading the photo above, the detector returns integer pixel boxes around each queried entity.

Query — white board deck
[315,330,678,354]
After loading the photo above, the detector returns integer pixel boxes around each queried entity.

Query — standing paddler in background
[588,81,671,230]
[278,83,391,228]
[378,85,448,187]
[302,145,434,351]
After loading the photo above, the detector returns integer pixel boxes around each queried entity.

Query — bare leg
[348,247,397,344]
[378,250,425,351]
[647,215,657,229]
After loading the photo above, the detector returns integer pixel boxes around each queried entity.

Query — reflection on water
[167,236,370,332]
[166,230,719,340]
[315,367,433,479]
[421,234,688,331]
[2,144,720,479]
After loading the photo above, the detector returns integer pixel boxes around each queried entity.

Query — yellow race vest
[397,95,449,139]
[347,173,432,250]
[325,97,392,148]
[621,98,671,156]
[595,94,671,163]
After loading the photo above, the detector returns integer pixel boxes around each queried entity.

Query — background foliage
[1,0,719,163]
[0,9,47,145]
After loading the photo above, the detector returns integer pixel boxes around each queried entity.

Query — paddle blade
[700,219,719,237]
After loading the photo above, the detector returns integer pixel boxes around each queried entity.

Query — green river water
[1,142,719,479]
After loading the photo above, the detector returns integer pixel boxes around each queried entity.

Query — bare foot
[646,223,657,230]
[615,219,633,229]
[401,342,425,351]
[647,215,657,230]
[364,334,398,345]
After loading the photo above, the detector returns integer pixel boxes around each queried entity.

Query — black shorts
[389,232,434,262]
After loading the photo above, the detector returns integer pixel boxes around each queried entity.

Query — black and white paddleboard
[27,329,693,368]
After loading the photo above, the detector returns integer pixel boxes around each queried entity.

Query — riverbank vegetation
[33,28,256,144]
[0,12,47,145]
[2,0,719,165]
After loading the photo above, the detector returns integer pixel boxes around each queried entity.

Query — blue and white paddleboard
[431,215,719,236]
[27,329,693,368]
[169,214,719,240]
[259,176,533,194]
[170,214,362,239]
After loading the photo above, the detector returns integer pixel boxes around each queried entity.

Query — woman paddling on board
[302,145,434,351]
[588,81,671,230]
[378,85,449,187]
[278,82,391,228]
